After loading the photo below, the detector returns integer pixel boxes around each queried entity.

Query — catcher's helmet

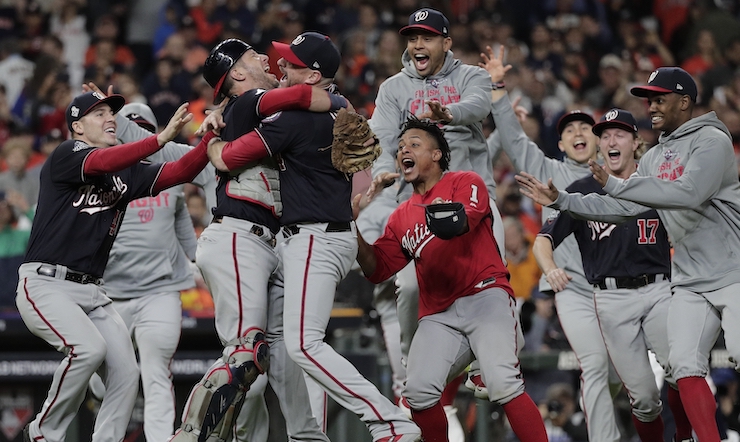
[204,39,252,104]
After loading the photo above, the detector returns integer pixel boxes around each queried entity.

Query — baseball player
[479,45,624,442]
[16,91,212,442]
[207,31,421,442]
[356,116,547,442]
[81,104,200,442]
[366,9,505,428]
[534,109,693,442]
[515,66,737,442]
[170,38,348,442]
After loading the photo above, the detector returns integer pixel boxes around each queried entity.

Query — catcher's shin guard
[171,329,269,442]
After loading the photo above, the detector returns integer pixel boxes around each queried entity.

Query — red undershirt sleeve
[257,85,312,116]
[83,135,161,175]
[152,131,215,193]
[221,131,269,170]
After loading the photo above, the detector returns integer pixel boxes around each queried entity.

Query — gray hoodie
[370,50,494,199]
[553,111,740,292]
[488,95,593,294]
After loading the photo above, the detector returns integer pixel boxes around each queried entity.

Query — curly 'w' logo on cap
[291,35,305,45]
[605,110,618,121]
[648,70,659,83]
[414,10,428,21]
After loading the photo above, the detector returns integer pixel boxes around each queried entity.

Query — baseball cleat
[397,397,412,419]
[445,405,465,442]
[464,372,489,399]
[374,433,422,442]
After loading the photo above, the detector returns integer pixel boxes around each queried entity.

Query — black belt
[36,264,102,285]
[282,221,352,237]
[212,216,269,238]
[595,273,668,290]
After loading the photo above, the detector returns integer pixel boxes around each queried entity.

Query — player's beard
[247,65,279,90]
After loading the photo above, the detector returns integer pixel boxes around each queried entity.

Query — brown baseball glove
[331,108,382,174]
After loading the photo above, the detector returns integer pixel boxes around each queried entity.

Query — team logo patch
[0,389,33,440]
[648,70,659,83]
[429,79,440,88]
[604,110,618,121]
[70,105,79,118]
[292,35,305,45]
[663,149,676,160]
[414,10,429,21]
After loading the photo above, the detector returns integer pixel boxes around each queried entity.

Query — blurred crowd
[2,0,740,436]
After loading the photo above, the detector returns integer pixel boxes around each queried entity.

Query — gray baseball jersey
[488,95,621,442]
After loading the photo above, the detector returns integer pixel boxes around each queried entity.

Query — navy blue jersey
[539,175,671,284]
[24,139,163,277]
[255,110,352,225]
[212,88,280,233]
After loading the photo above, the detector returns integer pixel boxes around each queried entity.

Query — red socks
[677,376,721,442]
[667,385,693,440]
[441,374,465,407]
[411,402,448,442]
[502,393,548,442]
[632,415,665,442]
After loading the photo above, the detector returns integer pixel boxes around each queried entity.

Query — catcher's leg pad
[171,330,269,442]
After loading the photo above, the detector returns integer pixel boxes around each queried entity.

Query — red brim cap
[213,73,227,103]
[399,24,443,36]
[272,41,307,68]
[630,85,673,97]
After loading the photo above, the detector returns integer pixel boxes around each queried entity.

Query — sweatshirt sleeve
[445,66,492,126]
[552,190,650,223]
[490,95,570,181]
[603,131,732,209]
[369,81,403,179]
[174,192,197,260]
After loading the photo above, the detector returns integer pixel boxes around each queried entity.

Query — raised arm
[602,131,733,209]
[369,82,404,179]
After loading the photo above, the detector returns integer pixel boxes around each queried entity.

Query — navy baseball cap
[400,8,450,37]
[66,91,125,131]
[556,110,595,135]
[592,109,638,137]
[272,32,340,79]
[630,67,697,102]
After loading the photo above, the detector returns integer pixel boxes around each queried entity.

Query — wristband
[491,81,506,90]
[329,94,348,111]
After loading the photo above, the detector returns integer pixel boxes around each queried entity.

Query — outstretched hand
[419,100,452,123]
[366,172,399,202]
[195,103,227,136]
[515,172,559,206]
[157,103,193,146]
[478,45,512,84]
[589,159,609,187]
[81,82,112,97]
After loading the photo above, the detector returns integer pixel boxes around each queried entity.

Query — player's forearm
[219,131,269,171]
[603,169,717,210]
[533,236,558,274]
[258,85,348,116]
[84,135,162,175]
[553,191,644,223]
[445,75,491,125]
[153,132,214,193]
[356,230,377,277]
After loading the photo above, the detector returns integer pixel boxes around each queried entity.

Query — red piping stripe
[298,236,397,436]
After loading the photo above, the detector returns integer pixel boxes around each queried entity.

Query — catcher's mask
[425,202,467,240]
[204,39,252,104]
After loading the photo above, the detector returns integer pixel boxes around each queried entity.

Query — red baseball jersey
[369,171,512,318]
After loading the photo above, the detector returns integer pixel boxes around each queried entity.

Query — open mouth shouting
[413,53,430,72]
[401,157,416,175]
